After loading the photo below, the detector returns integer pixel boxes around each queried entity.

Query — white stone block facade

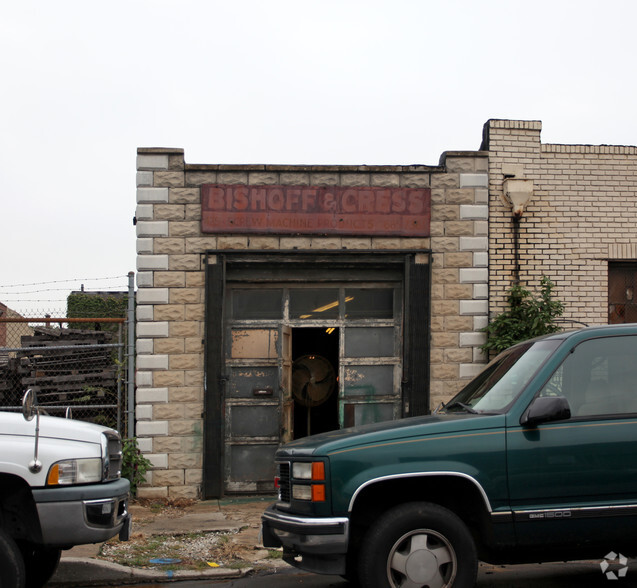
[134,148,490,498]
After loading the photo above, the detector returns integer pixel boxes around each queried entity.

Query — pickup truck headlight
[47,458,103,485]
[291,461,326,502]
[292,462,325,480]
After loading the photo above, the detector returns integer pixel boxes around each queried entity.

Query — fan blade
[310,363,330,381]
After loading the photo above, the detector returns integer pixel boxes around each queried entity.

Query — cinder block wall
[429,153,489,404]
[485,119,637,325]
[134,149,489,498]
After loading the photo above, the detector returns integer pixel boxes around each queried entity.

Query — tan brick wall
[485,119,637,327]
[135,149,489,497]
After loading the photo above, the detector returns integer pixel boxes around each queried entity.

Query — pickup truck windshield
[445,339,561,413]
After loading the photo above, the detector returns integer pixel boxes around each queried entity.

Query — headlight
[291,461,326,502]
[292,461,325,480]
[292,484,313,501]
[47,458,103,485]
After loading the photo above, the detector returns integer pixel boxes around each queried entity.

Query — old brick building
[485,120,637,323]
[134,119,637,499]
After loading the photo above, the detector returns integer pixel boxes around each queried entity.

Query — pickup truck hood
[278,412,504,457]
[0,410,115,444]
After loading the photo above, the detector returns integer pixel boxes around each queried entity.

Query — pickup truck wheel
[358,502,477,588]
[0,528,26,588]
[19,543,61,588]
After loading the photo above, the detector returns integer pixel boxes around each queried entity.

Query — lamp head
[503,178,534,217]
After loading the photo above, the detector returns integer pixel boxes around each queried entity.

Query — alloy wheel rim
[386,528,457,588]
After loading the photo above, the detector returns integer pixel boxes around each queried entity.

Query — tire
[340,570,360,586]
[19,543,61,588]
[340,543,361,586]
[0,528,26,588]
[358,502,477,588]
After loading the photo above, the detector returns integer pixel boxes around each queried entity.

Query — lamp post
[502,178,534,284]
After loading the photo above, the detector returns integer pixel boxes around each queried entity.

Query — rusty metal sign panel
[201,184,431,237]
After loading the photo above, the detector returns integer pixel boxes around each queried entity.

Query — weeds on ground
[99,531,246,571]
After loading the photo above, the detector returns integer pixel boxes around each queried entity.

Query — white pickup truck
[0,390,131,588]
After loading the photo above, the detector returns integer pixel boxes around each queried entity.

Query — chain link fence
[0,278,135,437]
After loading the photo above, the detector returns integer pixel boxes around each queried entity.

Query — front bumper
[33,477,131,547]
[261,503,349,575]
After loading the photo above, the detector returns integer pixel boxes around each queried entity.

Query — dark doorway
[292,327,339,439]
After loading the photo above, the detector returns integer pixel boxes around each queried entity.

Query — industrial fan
[292,355,336,435]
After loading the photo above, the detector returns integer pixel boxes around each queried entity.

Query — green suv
[262,324,637,587]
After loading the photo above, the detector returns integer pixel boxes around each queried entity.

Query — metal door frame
[203,250,431,498]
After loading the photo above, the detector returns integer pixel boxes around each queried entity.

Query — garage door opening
[292,327,339,439]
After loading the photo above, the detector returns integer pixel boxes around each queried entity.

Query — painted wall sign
[201,184,431,236]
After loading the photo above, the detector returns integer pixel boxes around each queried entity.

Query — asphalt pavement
[48,496,636,587]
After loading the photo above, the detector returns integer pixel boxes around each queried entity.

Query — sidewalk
[49,495,284,587]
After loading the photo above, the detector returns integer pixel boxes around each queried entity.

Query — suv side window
[539,335,637,417]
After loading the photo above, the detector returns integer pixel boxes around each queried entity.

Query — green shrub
[481,276,564,356]
[122,438,152,496]
[67,292,127,331]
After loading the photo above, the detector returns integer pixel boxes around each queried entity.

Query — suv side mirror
[21,389,43,473]
[520,396,571,428]
[22,388,37,422]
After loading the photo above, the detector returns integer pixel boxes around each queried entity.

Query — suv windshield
[442,339,562,413]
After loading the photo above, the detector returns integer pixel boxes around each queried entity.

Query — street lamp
[502,178,534,283]
[502,178,534,218]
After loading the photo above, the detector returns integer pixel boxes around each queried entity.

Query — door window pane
[345,327,395,357]
[230,405,279,437]
[231,289,282,320]
[229,445,277,482]
[229,329,278,359]
[344,365,394,396]
[290,289,340,320]
[227,367,279,398]
[345,288,394,319]
[344,403,394,427]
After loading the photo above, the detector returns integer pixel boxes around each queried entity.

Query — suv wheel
[20,543,61,588]
[358,502,477,588]
[0,528,26,588]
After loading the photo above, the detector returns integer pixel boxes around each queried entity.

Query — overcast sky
[1,0,635,317]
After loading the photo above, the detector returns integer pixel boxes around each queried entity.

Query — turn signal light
[311,462,325,481]
[312,484,326,502]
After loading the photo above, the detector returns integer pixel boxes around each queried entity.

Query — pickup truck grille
[278,462,291,503]
[104,433,123,481]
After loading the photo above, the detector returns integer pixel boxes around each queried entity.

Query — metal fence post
[117,323,123,433]
[127,271,136,438]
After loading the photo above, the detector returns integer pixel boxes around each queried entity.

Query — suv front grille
[278,461,291,503]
